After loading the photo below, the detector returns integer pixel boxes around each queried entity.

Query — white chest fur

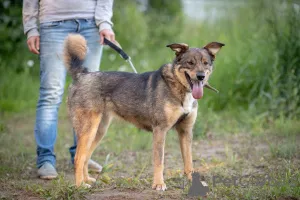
[182,93,195,114]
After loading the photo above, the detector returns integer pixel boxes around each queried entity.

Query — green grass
[0,68,39,113]
[0,107,299,199]
[1,0,300,199]
[269,139,299,160]
[27,176,92,200]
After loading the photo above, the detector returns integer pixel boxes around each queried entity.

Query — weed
[27,175,91,200]
[269,139,299,160]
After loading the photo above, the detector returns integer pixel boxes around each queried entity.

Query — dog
[63,34,224,190]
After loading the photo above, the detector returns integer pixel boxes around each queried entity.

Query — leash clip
[104,38,138,74]
[126,57,138,74]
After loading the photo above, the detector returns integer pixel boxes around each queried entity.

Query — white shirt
[22,0,114,38]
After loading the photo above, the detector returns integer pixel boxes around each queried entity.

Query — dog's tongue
[192,81,204,99]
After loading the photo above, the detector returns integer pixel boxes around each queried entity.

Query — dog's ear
[204,42,225,58]
[166,43,189,56]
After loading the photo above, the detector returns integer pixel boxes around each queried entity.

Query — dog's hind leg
[175,110,197,180]
[83,113,112,184]
[73,109,102,188]
[152,127,167,191]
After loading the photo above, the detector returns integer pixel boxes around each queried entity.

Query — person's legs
[69,19,103,164]
[35,20,76,170]
[81,19,103,72]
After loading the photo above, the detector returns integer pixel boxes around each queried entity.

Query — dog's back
[64,34,176,131]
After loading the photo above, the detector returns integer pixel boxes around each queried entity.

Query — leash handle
[104,38,129,60]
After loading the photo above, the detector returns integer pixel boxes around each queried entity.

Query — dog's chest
[182,93,195,114]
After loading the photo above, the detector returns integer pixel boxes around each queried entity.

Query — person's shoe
[37,162,58,180]
[88,159,102,173]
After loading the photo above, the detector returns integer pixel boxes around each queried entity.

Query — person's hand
[27,36,40,54]
[99,29,115,45]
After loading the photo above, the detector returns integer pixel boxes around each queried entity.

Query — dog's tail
[63,34,88,80]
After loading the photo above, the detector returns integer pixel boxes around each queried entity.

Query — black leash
[104,38,137,73]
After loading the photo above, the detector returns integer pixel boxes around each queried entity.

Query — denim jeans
[35,19,102,168]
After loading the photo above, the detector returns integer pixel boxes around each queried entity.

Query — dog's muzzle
[185,72,204,99]
[196,72,205,81]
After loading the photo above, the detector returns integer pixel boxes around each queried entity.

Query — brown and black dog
[63,34,224,190]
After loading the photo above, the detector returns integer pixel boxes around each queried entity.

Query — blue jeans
[35,19,102,168]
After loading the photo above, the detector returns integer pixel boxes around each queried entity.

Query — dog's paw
[187,172,193,181]
[85,176,96,184]
[152,183,167,191]
[185,169,194,181]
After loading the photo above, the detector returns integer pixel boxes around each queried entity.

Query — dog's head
[167,42,224,99]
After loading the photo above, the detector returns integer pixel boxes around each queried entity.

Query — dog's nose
[196,72,205,81]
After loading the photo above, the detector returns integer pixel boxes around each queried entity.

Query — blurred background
[1,0,299,136]
[0,0,299,199]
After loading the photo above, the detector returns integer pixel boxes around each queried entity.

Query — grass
[0,68,39,113]
[269,139,299,160]
[0,106,299,199]
[27,176,92,200]
[0,0,300,199]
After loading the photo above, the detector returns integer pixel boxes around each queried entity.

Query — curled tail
[64,34,88,80]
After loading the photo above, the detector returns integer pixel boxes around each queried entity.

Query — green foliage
[0,67,39,113]
[148,0,182,16]
[264,1,300,118]
[147,0,183,44]
[269,140,298,160]
[28,175,91,200]
[0,0,30,72]
[113,1,148,52]
[1,0,299,122]
[0,1,23,54]
[268,116,300,137]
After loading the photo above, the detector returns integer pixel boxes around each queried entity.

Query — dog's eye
[203,61,209,65]
[187,61,194,65]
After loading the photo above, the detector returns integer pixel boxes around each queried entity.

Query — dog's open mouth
[185,72,204,99]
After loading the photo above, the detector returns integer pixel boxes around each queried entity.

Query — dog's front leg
[176,126,193,180]
[175,111,197,180]
[152,128,167,191]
